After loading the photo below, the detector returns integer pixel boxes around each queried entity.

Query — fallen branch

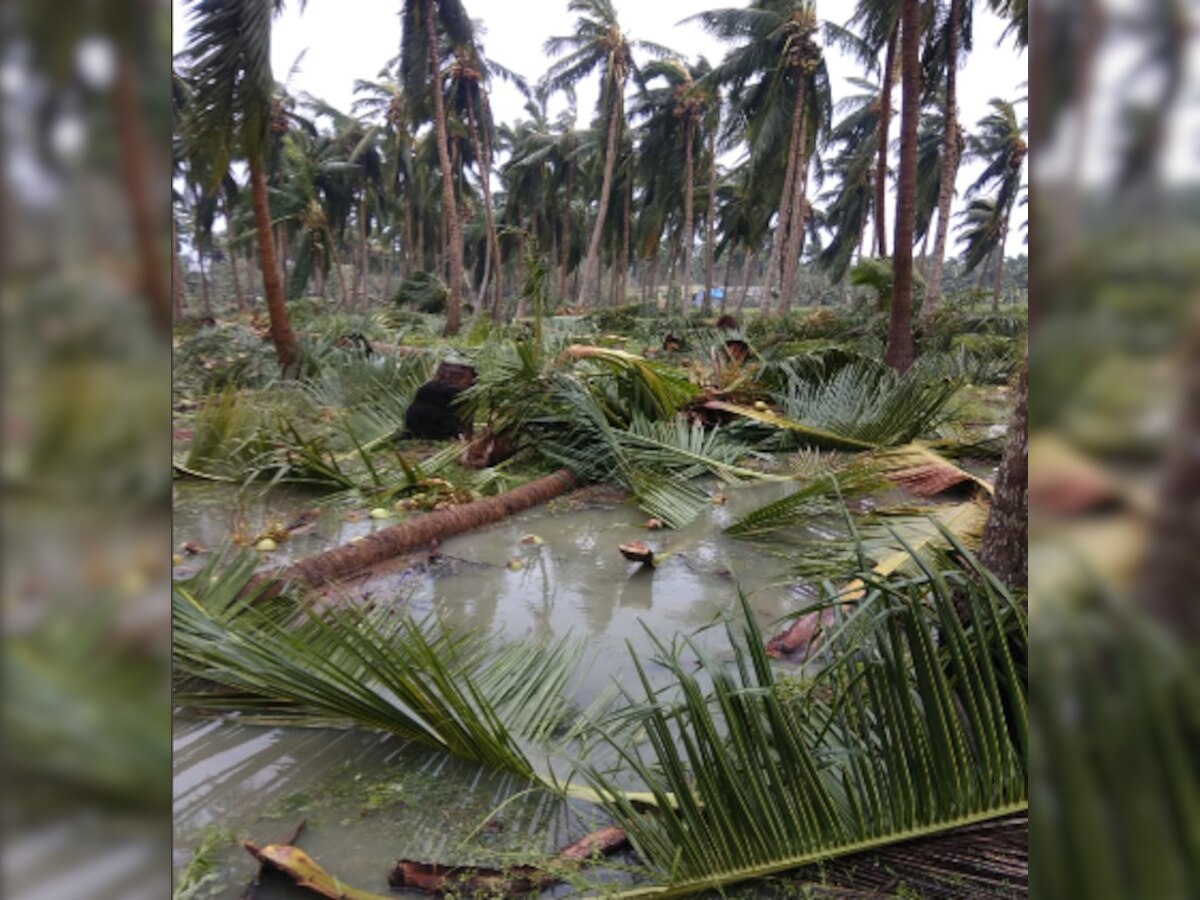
[388,826,628,895]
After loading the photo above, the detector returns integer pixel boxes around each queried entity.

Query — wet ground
[173,477,844,896]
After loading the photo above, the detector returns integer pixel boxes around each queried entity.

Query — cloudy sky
[173,0,1029,255]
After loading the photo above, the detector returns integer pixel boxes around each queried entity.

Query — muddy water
[172,479,846,896]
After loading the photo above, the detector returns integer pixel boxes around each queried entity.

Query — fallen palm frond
[242,842,391,900]
[726,444,992,541]
[765,504,993,658]
[174,565,583,783]
[557,344,699,420]
[724,359,962,451]
[872,442,994,497]
[576,560,1027,898]
[702,400,880,451]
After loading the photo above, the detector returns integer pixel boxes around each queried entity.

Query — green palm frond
[577,560,1027,898]
[173,561,584,783]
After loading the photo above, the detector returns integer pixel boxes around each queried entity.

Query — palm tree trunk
[580,90,624,310]
[114,51,171,333]
[560,157,574,304]
[682,118,695,316]
[667,234,679,312]
[922,0,961,320]
[763,77,805,312]
[258,469,578,595]
[249,155,300,375]
[326,223,351,308]
[883,0,920,373]
[466,93,502,321]
[277,224,287,288]
[721,249,735,313]
[358,195,369,309]
[172,221,186,320]
[735,250,753,312]
[778,102,810,317]
[703,121,717,316]
[424,0,464,335]
[875,22,899,259]
[992,231,1006,310]
[620,179,631,303]
[978,353,1027,590]
[648,251,660,309]
[228,234,246,312]
[197,249,211,316]
[315,242,326,299]
[384,238,393,304]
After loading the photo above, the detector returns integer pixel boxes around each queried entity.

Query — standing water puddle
[172,479,864,896]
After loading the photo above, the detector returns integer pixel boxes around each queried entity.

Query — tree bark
[978,354,1027,590]
[874,22,899,260]
[259,469,578,595]
[922,0,961,320]
[580,89,624,310]
[249,155,300,375]
[424,0,464,335]
[358,194,369,309]
[883,0,920,373]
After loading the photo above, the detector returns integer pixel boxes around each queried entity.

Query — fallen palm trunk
[252,469,577,597]
[389,826,629,895]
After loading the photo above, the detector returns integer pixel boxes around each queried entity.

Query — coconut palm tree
[815,76,882,282]
[181,0,301,374]
[882,0,921,373]
[400,0,475,335]
[957,97,1027,307]
[541,0,670,310]
[840,0,903,260]
[921,0,973,319]
[694,0,832,316]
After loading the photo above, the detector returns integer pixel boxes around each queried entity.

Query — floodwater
[172,477,911,896]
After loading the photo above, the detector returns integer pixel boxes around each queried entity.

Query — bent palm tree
[181,0,301,374]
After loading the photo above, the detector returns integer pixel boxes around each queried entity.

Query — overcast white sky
[172,0,1029,255]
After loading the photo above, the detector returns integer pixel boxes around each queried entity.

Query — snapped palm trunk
[882,0,920,373]
[249,155,300,375]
